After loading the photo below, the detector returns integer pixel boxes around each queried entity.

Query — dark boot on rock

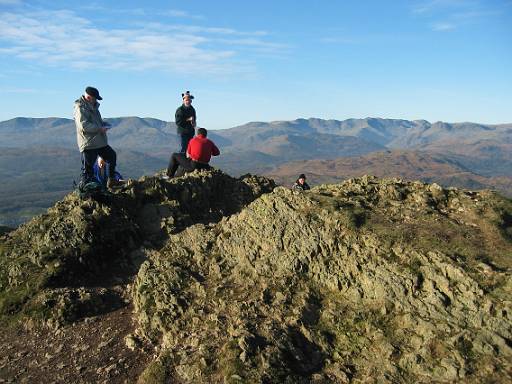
[107,178,124,189]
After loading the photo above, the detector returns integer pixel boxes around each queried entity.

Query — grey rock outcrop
[0,170,275,325]
[1,170,511,383]
[133,176,512,383]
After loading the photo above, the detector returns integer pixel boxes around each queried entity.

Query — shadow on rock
[0,169,275,324]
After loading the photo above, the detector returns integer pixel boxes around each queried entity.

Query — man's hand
[100,127,108,134]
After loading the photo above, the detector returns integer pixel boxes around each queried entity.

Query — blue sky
[0,0,510,129]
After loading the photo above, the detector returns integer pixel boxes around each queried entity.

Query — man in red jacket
[165,128,220,178]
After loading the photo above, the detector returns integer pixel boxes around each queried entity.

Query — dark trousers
[179,132,194,153]
[167,152,210,177]
[81,145,116,184]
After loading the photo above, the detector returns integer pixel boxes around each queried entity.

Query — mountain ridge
[2,115,512,226]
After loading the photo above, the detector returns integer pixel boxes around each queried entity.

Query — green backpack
[77,180,112,201]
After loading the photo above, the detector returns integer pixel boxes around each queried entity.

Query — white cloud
[452,9,501,20]
[412,0,501,31]
[0,9,285,75]
[139,22,269,37]
[163,9,204,20]
[77,5,205,20]
[431,22,456,31]
[412,0,479,14]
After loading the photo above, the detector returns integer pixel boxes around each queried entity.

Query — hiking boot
[107,178,124,189]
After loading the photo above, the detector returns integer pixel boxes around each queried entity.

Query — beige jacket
[74,96,108,152]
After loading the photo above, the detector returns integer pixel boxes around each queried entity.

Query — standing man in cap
[74,86,122,189]
[175,90,196,153]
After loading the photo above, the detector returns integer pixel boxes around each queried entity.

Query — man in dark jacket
[292,174,311,191]
[165,128,220,178]
[175,91,196,153]
[73,86,122,189]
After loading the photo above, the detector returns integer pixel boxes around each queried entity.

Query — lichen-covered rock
[0,170,274,323]
[133,176,512,383]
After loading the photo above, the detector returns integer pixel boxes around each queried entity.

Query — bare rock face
[133,176,512,383]
[0,170,275,325]
[1,171,511,383]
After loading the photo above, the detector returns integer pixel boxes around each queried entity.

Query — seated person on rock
[165,128,220,178]
[292,173,310,191]
[93,156,124,187]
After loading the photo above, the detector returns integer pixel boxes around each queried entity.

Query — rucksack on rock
[77,180,111,201]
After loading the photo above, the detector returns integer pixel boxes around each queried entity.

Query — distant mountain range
[1,116,511,225]
[268,150,512,196]
[215,118,512,176]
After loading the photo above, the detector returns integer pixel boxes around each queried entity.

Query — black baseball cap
[85,86,102,100]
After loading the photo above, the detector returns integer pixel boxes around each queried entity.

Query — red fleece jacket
[187,134,220,163]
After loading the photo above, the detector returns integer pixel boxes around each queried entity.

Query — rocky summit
[1,171,511,383]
